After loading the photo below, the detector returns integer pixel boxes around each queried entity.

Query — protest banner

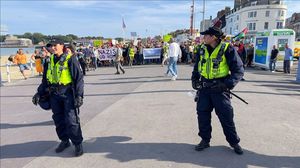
[98,48,117,61]
[143,48,162,59]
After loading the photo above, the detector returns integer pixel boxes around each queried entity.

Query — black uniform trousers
[50,89,83,145]
[196,89,240,145]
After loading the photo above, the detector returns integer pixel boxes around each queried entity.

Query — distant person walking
[14,48,30,79]
[269,45,279,72]
[246,44,254,67]
[284,43,293,74]
[167,38,181,81]
[115,44,125,74]
[128,44,135,67]
[31,49,44,76]
[161,42,169,66]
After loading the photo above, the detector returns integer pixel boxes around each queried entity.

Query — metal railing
[1,59,35,84]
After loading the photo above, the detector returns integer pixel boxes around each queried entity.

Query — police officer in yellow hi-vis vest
[191,27,244,155]
[32,39,84,157]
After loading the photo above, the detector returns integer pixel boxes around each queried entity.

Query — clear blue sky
[1,0,299,38]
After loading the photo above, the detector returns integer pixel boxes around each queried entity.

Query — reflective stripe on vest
[198,42,230,79]
[46,54,72,85]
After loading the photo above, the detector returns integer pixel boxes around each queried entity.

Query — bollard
[6,62,11,83]
[30,60,34,77]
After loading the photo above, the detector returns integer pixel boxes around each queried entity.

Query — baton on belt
[228,90,248,105]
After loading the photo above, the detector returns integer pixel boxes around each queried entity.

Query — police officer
[32,39,84,157]
[191,27,244,155]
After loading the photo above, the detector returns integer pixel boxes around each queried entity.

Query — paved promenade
[1,64,300,168]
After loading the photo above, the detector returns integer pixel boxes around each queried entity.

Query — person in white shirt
[166,38,182,80]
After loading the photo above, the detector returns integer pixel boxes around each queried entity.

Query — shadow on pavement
[0,121,53,129]
[85,79,175,85]
[1,141,58,159]
[1,136,299,168]
[235,90,300,96]
[85,89,191,97]
[0,89,192,98]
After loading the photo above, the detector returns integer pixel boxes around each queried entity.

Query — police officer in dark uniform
[32,39,84,157]
[191,27,244,155]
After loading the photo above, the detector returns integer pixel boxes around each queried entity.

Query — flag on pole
[212,14,226,29]
[233,27,249,40]
[122,17,126,29]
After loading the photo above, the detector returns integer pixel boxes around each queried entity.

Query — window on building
[230,27,232,34]
[247,22,256,31]
[248,11,257,18]
[264,22,269,29]
[237,15,239,20]
[278,10,284,17]
[236,25,239,30]
[265,11,270,17]
[276,22,283,29]
[230,18,233,22]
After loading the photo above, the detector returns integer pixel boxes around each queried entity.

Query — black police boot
[74,144,83,157]
[55,140,70,153]
[230,144,243,155]
[195,140,210,151]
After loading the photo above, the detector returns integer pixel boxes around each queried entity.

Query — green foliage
[115,37,123,42]
[0,35,5,42]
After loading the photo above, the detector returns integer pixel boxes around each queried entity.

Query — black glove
[74,96,83,108]
[192,80,201,90]
[32,93,40,105]
[211,82,228,91]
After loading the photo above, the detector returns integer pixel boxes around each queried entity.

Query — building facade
[0,35,33,47]
[225,0,287,40]
[286,12,300,40]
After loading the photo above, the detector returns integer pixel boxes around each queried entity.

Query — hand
[32,93,40,105]
[192,80,201,90]
[74,96,83,108]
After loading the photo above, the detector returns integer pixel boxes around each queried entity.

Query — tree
[0,35,5,42]
[115,37,123,42]
[32,33,45,44]
[66,34,78,41]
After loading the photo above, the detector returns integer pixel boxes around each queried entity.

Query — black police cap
[49,39,65,46]
[200,27,223,38]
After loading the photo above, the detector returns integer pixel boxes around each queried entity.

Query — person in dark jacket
[32,39,84,157]
[269,45,279,72]
[191,27,245,155]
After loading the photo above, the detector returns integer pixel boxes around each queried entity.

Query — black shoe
[241,78,245,81]
[74,144,83,157]
[195,140,210,151]
[122,70,125,74]
[115,72,120,75]
[230,144,243,155]
[55,140,70,153]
